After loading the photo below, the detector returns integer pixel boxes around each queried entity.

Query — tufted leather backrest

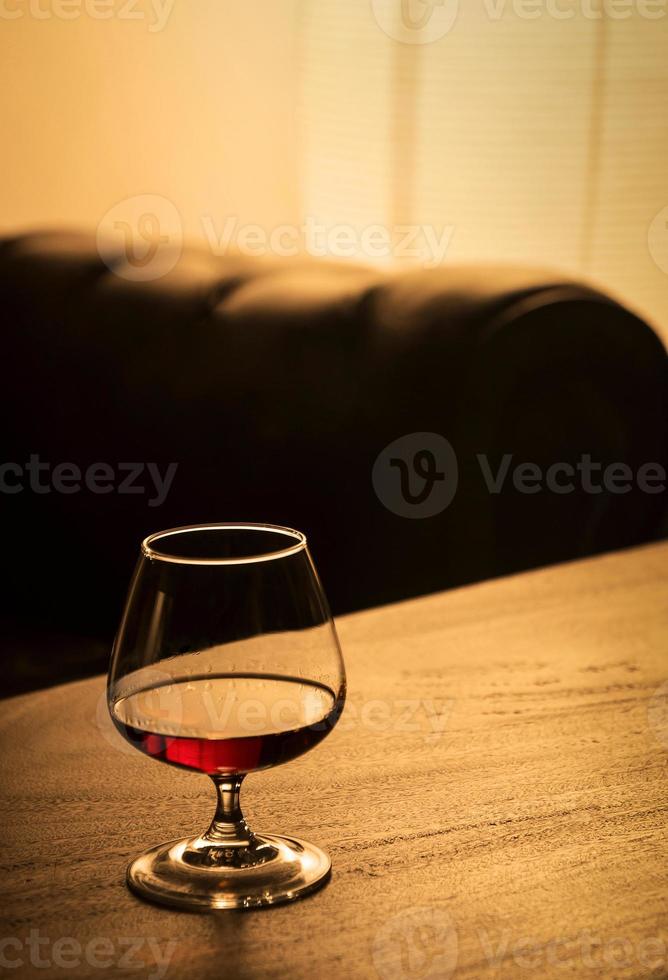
[1,231,666,658]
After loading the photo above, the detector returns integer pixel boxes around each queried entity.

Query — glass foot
[127,834,332,910]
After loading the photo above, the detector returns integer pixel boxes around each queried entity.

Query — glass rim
[141,523,308,566]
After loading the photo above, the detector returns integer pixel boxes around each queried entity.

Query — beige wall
[0,0,301,238]
[1,0,666,342]
[300,0,668,341]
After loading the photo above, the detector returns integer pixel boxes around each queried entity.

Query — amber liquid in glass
[112,674,342,775]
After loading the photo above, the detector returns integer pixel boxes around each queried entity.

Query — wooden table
[1,543,667,979]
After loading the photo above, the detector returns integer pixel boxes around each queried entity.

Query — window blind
[299,0,668,339]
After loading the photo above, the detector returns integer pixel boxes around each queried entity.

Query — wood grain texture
[1,543,667,980]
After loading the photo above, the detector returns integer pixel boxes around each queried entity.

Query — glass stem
[204,775,253,848]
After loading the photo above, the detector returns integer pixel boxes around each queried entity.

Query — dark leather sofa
[2,231,666,694]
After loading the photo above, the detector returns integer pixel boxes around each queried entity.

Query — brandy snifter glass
[107,523,346,910]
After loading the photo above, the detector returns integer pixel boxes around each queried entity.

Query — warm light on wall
[299,0,668,339]
[0,1,302,238]
[1,0,666,340]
